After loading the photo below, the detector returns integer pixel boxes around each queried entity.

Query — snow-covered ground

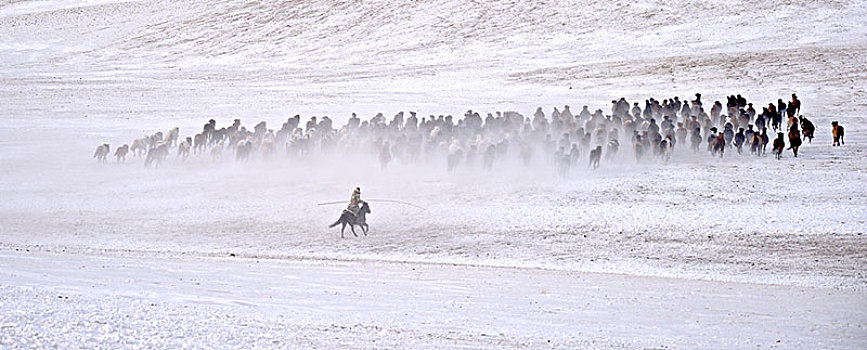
[3,249,865,349]
[1,0,866,348]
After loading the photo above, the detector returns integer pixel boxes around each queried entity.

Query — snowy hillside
[1,0,866,348]
[2,0,866,117]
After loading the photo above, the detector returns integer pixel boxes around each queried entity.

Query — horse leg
[349,223,358,237]
[362,224,368,235]
[340,221,346,238]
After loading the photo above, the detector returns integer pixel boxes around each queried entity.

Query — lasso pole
[317,198,423,210]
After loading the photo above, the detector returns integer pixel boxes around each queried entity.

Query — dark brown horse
[773,133,785,160]
[800,117,815,143]
[329,201,371,238]
[788,125,802,157]
[711,133,725,158]
[832,121,845,147]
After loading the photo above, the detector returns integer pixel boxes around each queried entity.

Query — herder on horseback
[346,187,363,217]
[329,187,370,238]
[322,187,422,238]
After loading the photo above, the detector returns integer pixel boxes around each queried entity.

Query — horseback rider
[346,187,363,216]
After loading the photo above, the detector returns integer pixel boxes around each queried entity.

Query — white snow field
[1,0,866,348]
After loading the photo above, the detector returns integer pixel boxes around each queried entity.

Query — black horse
[800,117,815,143]
[329,201,371,238]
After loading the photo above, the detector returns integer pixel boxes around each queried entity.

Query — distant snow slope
[1,0,866,115]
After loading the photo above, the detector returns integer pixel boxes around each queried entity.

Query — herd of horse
[93,94,846,176]
[90,93,849,237]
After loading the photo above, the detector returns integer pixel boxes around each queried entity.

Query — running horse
[329,201,371,238]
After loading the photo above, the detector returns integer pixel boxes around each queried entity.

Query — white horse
[93,143,110,163]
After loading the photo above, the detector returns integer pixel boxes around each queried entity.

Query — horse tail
[329,217,342,228]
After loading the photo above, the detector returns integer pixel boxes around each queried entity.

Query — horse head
[360,201,371,214]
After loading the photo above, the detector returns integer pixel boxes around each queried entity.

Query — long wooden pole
[317,198,423,210]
